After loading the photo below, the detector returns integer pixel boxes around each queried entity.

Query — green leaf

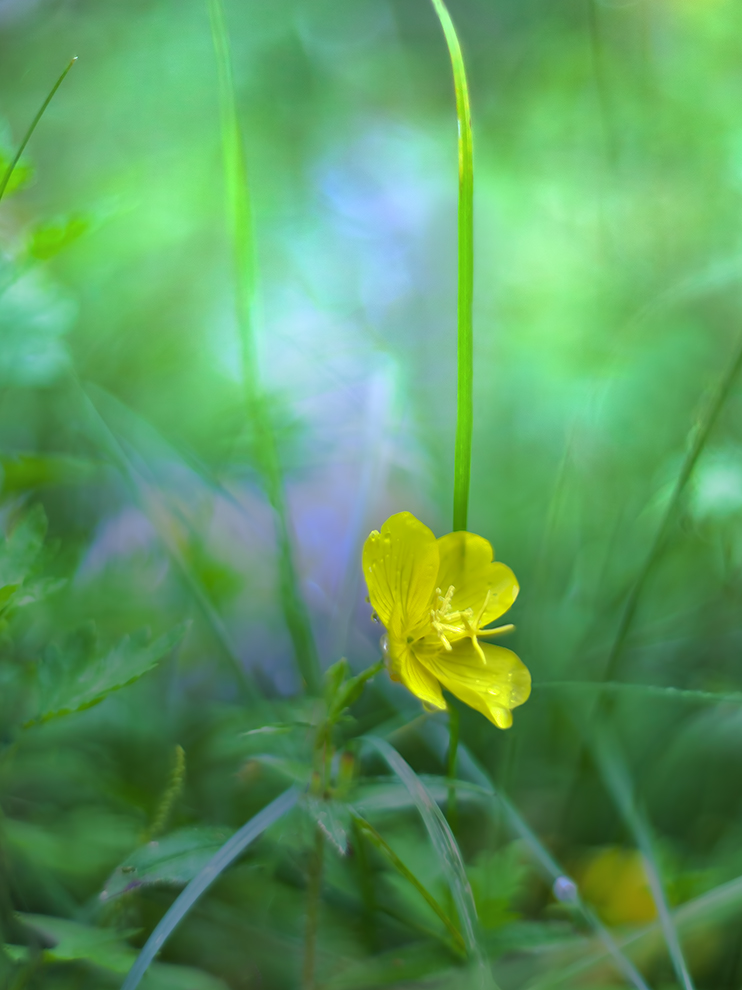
[16,914,139,974]
[101,826,234,901]
[0,152,33,195]
[142,963,230,990]
[2,945,30,964]
[324,658,350,705]
[14,916,228,989]
[0,453,99,492]
[29,623,187,726]
[322,943,454,990]
[467,844,528,929]
[0,504,47,588]
[364,736,496,989]
[26,214,89,261]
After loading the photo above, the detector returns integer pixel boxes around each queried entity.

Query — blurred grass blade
[352,814,466,955]
[417,724,652,990]
[602,330,742,687]
[364,735,496,989]
[540,679,742,706]
[593,731,695,990]
[538,872,742,989]
[209,0,320,693]
[429,0,474,532]
[77,380,258,699]
[0,57,76,205]
[121,786,299,990]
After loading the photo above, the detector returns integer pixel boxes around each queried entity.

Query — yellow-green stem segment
[430,0,474,533]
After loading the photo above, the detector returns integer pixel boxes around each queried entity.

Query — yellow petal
[416,639,531,729]
[392,643,446,711]
[435,531,519,635]
[362,512,439,639]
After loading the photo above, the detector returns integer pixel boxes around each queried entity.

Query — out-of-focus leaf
[322,943,454,989]
[142,963,230,990]
[0,151,33,195]
[14,915,228,989]
[0,504,61,619]
[304,796,351,855]
[0,504,46,588]
[16,914,139,973]
[29,623,187,726]
[26,214,89,260]
[468,844,528,929]
[2,945,29,964]
[0,272,74,386]
[101,826,234,901]
[0,453,100,492]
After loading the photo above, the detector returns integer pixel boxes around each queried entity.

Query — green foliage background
[1,0,742,987]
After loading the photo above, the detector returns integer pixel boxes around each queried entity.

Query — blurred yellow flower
[576,847,657,926]
[362,511,530,728]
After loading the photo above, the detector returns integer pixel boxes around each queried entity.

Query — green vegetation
[1,0,742,987]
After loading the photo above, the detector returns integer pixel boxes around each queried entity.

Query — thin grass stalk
[602,331,742,689]
[77,380,257,698]
[209,0,321,694]
[429,0,474,533]
[594,733,696,990]
[415,723,652,990]
[121,786,299,990]
[0,57,76,206]
[365,735,497,990]
[353,815,466,955]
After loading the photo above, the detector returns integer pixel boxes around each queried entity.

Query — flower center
[430,585,495,660]
[430,585,470,650]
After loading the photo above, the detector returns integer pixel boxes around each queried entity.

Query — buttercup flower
[363,512,530,728]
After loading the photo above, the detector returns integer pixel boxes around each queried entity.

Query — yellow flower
[362,511,531,728]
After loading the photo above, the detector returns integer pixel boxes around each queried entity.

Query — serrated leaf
[29,624,187,726]
[17,914,139,974]
[101,827,234,901]
[0,504,46,589]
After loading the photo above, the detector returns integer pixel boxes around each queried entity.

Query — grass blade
[352,814,466,955]
[539,679,742,706]
[364,735,497,989]
[0,57,77,206]
[429,0,474,532]
[76,380,258,699]
[209,0,321,693]
[602,330,742,687]
[121,786,299,990]
[416,724,652,990]
[593,732,695,990]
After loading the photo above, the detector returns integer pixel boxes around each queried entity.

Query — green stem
[0,57,77,206]
[302,824,325,990]
[209,0,321,694]
[430,0,474,532]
